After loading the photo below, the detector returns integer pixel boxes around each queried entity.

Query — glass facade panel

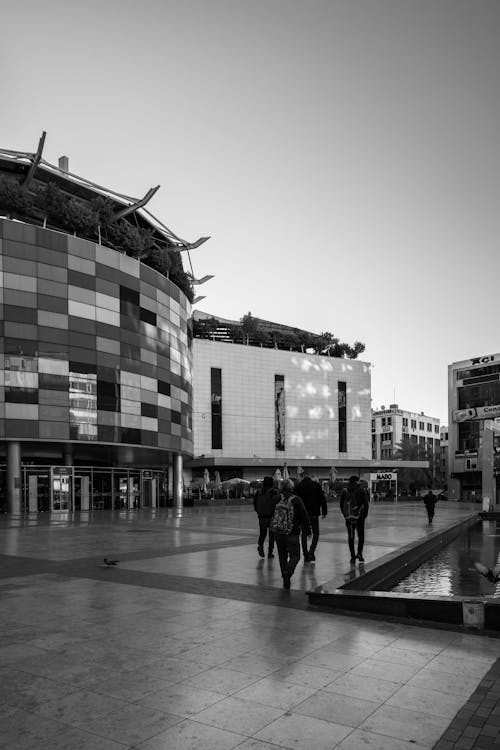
[211,367,222,450]
[458,381,500,409]
[274,374,285,451]
[338,381,347,453]
[458,421,480,452]
[69,372,97,440]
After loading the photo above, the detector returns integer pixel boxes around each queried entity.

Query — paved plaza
[1,499,500,749]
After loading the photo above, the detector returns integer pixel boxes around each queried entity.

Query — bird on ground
[473,561,500,583]
[104,558,119,567]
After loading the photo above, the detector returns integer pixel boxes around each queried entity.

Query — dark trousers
[346,517,365,558]
[425,505,435,523]
[258,517,275,553]
[301,515,319,556]
[275,533,301,579]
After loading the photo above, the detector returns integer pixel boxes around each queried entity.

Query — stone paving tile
[1,502,500,750]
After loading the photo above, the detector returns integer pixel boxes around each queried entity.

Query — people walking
[295,472,328,562]
[423,488,437,524]
[253,476,280,558]
[340,475,370,564]
[271,478,311,589]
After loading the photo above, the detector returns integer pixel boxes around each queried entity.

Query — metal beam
[22,131,46,189]
[112,185,160,221]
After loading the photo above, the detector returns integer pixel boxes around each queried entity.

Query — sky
[2,0,499,425]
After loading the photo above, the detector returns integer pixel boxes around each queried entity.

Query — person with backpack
[295,472,328,562]
[340,475,370,564]
[253,476,280,558]
[271,478,311,589]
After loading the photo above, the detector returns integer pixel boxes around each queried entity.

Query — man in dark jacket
[271,478,311,589]
[253,476,280,558]
[423,489,437,524]
[340,475,370,563]
[296,472,328,562]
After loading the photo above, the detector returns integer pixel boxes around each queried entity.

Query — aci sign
[470,354,496,365]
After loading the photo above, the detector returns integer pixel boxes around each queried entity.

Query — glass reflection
[69,372,97,440]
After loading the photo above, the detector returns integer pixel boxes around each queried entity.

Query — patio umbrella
[214,470,222,486]
[329,467,338,481]
[202,468,210,492]
[296,466,305,480]
[282,463,290,481]
[221,477,250,486]
[273,469,282,483]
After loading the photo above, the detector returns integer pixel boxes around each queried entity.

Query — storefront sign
[470,355,496,365]
[370,472,397,481]
[453,404,500,422]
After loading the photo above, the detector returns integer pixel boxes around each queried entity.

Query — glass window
[458,421,480,452]
[338,381,347,453]
[69,372,97,440]
[211,367,222,450]
[275,374,285,451]
[458,381,500,409]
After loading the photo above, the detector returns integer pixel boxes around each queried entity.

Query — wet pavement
[1,499,499,749]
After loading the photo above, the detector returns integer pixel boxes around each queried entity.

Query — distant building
[371,404,440,463]
[448,353,500,501]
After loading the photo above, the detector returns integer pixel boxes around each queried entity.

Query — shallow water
[392,520,500,597]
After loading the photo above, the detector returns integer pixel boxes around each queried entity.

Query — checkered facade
[0,218,193,455]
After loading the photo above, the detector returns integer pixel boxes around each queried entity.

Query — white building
[371,404,440,462]
[190,338,372,481]
[448,352,500,502]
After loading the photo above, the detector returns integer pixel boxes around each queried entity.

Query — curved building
[0,141,198,513]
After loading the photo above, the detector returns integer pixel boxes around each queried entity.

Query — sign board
[485,419,500,433]
[370,472,397,482]
[453,404,500,423]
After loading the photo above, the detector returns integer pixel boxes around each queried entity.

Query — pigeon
[473,561,500,583]
[104,558,119,567]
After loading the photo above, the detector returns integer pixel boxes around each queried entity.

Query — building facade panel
[0,217,193,467]
[448,352,500,502]
[192,339,371,464]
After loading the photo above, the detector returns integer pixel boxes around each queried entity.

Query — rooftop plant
[0,175,193,301]
[194,312,366,359]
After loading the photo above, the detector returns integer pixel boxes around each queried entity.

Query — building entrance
[21,466,168,512]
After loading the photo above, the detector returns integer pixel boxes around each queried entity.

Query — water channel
[392,519,500,598]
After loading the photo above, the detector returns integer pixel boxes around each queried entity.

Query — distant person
[295,472,328,562]
[253,476,280,558]
[271,478,311,589]
[423,488,437,524]
[340,476,370,563]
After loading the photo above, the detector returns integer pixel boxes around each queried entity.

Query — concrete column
[7,441,22,514]
[482,426,495,510]
[172,453,184,514]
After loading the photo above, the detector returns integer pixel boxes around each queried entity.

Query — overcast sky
[3,0,499,424]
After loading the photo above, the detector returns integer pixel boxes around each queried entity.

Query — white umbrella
[221,477,250,486]
[202,468,210,492]
[273,469,282,482]
[329,467,338,481]
[214,470,222,486]
[282,463,290,481]
[296,466,304,480]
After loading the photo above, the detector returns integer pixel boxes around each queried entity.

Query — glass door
[52,468,72,510]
